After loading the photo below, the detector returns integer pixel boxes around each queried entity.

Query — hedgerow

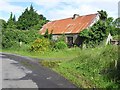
[1,28,42,49]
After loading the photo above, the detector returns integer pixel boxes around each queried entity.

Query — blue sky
[0,0,119,21]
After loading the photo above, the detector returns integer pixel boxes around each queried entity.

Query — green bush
[57,34,66,42]
[54,45,119,88]
[110,28,120,37]
[2,29,42,49]
[2,29,19,48]
[2,39,19,49]
[55,41,67,50]
[30,38,50,52]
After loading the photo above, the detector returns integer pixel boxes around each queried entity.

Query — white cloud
[33,0,61,8]
[43,0,119,20]
[6,0,118,4]
[32,0,119,8]
[0,0,119,21]
[0,1,24,14]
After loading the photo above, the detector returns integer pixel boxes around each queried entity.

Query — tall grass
[52,45,119,88]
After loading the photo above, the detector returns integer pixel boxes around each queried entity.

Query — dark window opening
[67,37,73,47]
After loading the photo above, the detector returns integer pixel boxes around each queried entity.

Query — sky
[0,0,119,21]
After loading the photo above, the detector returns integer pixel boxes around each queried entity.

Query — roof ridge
[49,13,98,22]
[81,13,98,16]
[50,17,72,22]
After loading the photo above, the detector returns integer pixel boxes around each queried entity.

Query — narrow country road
[1,52,76,88]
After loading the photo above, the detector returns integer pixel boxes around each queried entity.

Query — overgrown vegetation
[1,28,42,49]
[40,45,119,88]
[54,41,68,50]
[7,5,48,30]
[1,5,48,50]
[79,10,119,48]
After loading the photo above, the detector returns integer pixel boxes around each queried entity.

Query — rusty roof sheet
[39,13,98,35]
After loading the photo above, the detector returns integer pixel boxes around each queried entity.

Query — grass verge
[1,47,81,59]
[40,45,119,88]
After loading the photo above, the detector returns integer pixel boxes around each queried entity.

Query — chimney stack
[72,14,79,19]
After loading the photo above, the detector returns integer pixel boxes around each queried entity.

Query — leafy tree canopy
[17,5,48,30]
[113,17,120,28]
[0,19,7,29]
[80,10,116,48]
[44,29,53,40]
[7,12,16,29]
[97,10,108,21]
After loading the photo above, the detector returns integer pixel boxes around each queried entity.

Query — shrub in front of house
[30,38,50,52]
[54,41,67,50]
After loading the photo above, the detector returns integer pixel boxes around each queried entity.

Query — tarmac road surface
[1,53,76,89]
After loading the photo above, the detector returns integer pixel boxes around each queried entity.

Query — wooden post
[106,33,113,45]
[115,60,117,69]
[19,41,22,47]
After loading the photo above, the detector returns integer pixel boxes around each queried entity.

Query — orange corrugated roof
[39,13,98,35]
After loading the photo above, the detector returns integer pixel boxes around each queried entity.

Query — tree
[49,30,53,40]
[79,10,116,48]
[43,29,53,40]
[114,17,120,28]
[13,15,16,22]
[17,5,48,30]
[7,12,16,29]
[17,8,30,30]
[44,29,49,38]
[0,19,6,48]
[98,10,108,21]
[0,19,7,29]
